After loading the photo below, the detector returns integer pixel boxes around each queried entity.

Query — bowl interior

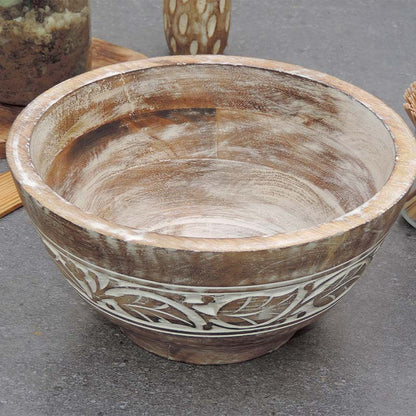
[33,63,395,239]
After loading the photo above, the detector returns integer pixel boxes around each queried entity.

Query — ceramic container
[7,56,416,364]
[163,0,231,54]
[0,0,90,105]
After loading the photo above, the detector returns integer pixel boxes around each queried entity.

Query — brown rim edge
[6,55,416,252]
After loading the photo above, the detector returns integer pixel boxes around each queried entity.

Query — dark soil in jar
[0,1,90,105]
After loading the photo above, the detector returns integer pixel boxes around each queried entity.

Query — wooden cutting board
[0,171,21,219]
[0,38,147,218]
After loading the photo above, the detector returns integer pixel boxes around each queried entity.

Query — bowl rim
[6,55,416,252]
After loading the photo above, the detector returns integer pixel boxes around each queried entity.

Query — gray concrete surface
[1,1,416,415]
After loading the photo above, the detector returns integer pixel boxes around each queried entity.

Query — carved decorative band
[39,230,383,337]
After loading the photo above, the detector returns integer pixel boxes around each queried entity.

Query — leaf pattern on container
[312,260,370,308]
[55,257,113,301]
[114,293,197,328]
[40,233,383,336]
[215,291,298,326]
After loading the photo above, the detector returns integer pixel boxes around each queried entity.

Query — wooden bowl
[7,56,416,364]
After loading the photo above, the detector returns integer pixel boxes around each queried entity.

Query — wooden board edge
[0,171,22,219]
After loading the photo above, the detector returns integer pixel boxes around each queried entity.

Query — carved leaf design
[55,258,87,294]
[313,262,367,308]
[42,231,382,335]
[55,258,113,301]
[87,270,113,299]
[115,293,197,328]
[216,291,298,326]
[65,259,86,281]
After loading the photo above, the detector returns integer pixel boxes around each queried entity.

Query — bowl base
[121,326,296,365]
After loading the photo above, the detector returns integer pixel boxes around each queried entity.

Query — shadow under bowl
[7,56,416,364]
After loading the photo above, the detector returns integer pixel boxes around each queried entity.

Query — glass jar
[0,0,90,105]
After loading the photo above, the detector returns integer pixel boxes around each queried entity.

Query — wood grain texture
[0,172,22,219]
[0,37,147,219]
[402,82,416,227]
[87,38,147,70]
[0,37,147,160]
[122,324,296,365]
[6,56,416,364]
[44,104,386,237]
[403,187,416,226]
